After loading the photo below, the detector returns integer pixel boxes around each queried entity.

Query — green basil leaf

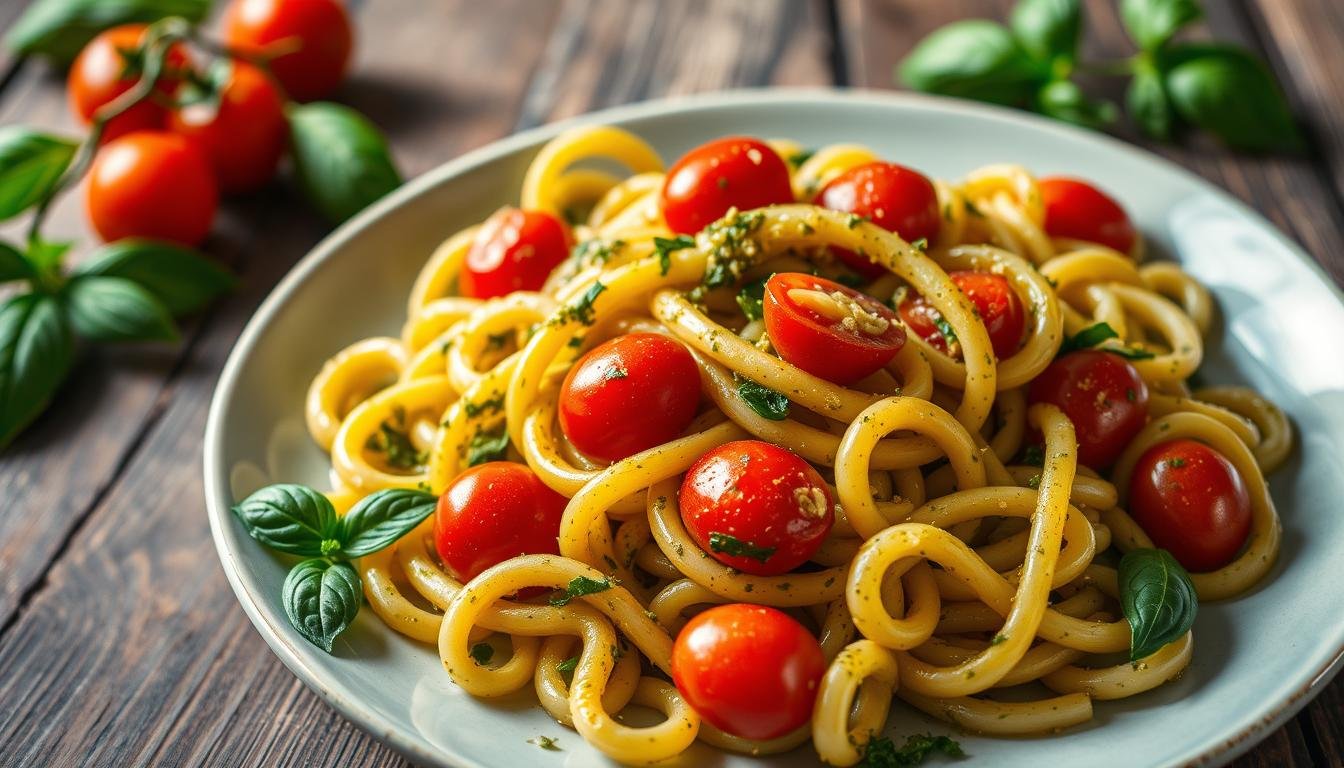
[735,277,767,321]
[287,102,402,223]
[556,656,579,674]
[708,532,776,563]
[231,483,341,556]
[549,575,612,607]
[1010,0,1082,66]
[6,0,210,63]
[0,241,34,283]
[339,488,437,558]
[466,430,509,466]
[652,235,694,277]
[1127,61,1177,141]
[1118,548,1198,660]
[73,239,235,315]
[1060,321,1119,352]
[63,275,178,342]
[1036,79,1117,129]
[283,558,362,653]
[1121,0,1202,51]
[1162,44,1302,152]
[0,294,72,450]
[0,127,78,221]
[737,377,790,421]
[898,20,1045,106]
[26,238,71,273]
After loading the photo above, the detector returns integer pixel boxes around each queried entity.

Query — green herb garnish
[549,575,613,606]
[653,234,695,277]
[736,277,768,321]
[860,732,964,767]
[470,642,494,665]
[737,376,790,420]
[466,430,509,466]
[708,532,776,563]
[550,281,606,326]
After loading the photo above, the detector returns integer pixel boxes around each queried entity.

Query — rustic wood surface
[0,0,1340,766]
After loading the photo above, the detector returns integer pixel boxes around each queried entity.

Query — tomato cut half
[763,272,905,385]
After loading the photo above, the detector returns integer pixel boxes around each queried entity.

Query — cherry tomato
[223,0,353,101]
[168,62,287,194]
[559,333,701,462]
[899,271,1026,360]
[763,273,905,385]
[459,207,572,299]
[671,603,825,740]
[1028,350,1149,469]
[67,24,190,143]
[661,136,793,235]
[85,131,217,246]
[1129,439,1252,572]
[434,462,567,583]
[679,440,834,576]
[814,161,941,278]
[1039,176,1137,254]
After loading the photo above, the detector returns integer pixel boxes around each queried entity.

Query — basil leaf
[0,294,72,450]
[0,127,79,221]
[1119,548,1197,660]
[283,558,362,653]
[1127,61,1177,141]
[6,0,210,63]
[287,102,402,223]
[735,277,767,321]
[899,21,1044,106]
[0,241,33,283]
[1061,321,1119,352]
[556,656,579,674]
[550,281,606,326]
[1036,79,1117,129]
[708,532,776,563]
[1163,44,1302,152]
[737,377,790,421]
[339,488,437,558]
[1105,346,1156,360]
[1121,0,1202,51]
[26,238,71,273]
[1010,0,1081,66]
[466,430,509,466]
[63,275,178,342]
[652,235,694,277]
[231,483,341,556]
[549,575,612,606]
[73,239,235,315]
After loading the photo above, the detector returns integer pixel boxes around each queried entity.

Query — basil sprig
[233,485,437,652]
[287,102,403,224]
[1118,548,1198,660]
[899,0,1300,152]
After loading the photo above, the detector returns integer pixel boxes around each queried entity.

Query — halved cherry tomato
[67,24,190,143]
[459,207,572,299]
[660,136,793,235]
[433,462,567,583]
[679,440,834,576]
[763,272,905,385]
[1129,439,1251,572]
[813,161,941,278]
[85,131,217,246]
[168,62,287,194]
[671,603,825,740]
[1028,349,1149,469]
[899,270,1026,360]
[559,333,701,462]
[223,0,353,101]
[1039,176,1137,254]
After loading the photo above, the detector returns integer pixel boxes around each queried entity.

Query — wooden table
[1,1,1341,765]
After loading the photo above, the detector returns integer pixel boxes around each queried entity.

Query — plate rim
[203,86,1344,768]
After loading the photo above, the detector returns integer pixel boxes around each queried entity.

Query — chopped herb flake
[470,642,494,665]
[736,277,768,320]
[653,234,695,277]
[551,282,606,326]
[788,149,815,167]
[549,575,613,606]
[464,393,505,418]
[365,407,427,469]
[708,532,776,563]
[556,656,579,674]
[528,735,561,751]
[466,430,509,466]
[860,732,964,767]
[1021,444,1045,466]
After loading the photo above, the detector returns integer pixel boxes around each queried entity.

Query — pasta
[295,125,1291,764]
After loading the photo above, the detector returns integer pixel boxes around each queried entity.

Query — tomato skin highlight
[1039,176,1137,254]
[459,208,572,299]
[660,136,793,235]
[813,161,941,278]
[899,270,1026,360]
[168,62,288,194]
[679,440,834,576]
[433,462,567,583]
[763,272,905,385]
[558,333,701,462]
[671,604,826,740]
[85,131,218,247]
[1129,439,1252,572]
[67,24,190,143]
[223,0,353,101]
[1028,350,1149,469]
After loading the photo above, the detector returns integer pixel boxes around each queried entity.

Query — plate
[204,89,1344,768]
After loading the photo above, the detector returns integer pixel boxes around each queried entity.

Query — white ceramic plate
[204,89,1344,768]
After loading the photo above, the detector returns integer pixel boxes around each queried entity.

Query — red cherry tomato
[433,462,567,583]
[679,440,834,576]
[168,62,287,194]
[1129,439,1252,572]
[223,0,353,101]
[85,131,217,246]
[763,273,905,385]
[67,24,190,143]
[660,137,793,235]
[899,271,1026,360]
[1039,176,1137,254]
[459,207,572,299]
[814,161,941,278]
[1028,350,1149,469]
[559,333,701,462]
[671,603,825,740]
